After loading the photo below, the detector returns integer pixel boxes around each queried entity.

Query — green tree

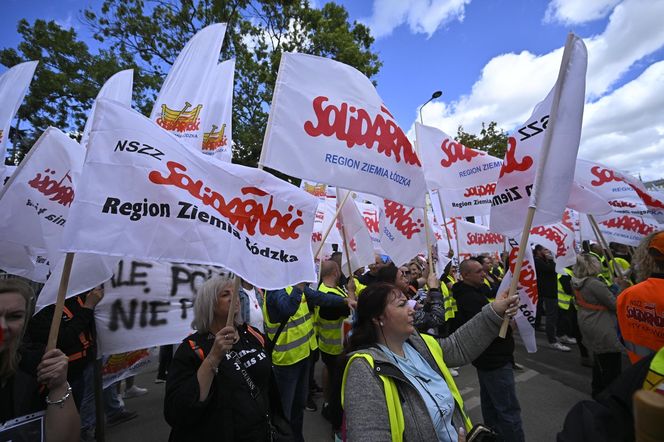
[81,0,381,167]
[456,121,508,158]
[0,19,134,163]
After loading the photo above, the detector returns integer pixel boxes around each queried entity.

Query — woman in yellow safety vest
[342,275,519,441]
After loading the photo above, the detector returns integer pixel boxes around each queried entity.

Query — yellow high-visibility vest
[341,334,472,441]
[556,268,575,310]
[316,283,348,356]
[263,286,317,366]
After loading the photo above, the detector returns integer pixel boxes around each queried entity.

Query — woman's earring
[379,321,384,326]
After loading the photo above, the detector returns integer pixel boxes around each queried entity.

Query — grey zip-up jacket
[344,304,504,441]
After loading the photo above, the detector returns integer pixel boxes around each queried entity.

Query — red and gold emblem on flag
[156,102,202,133]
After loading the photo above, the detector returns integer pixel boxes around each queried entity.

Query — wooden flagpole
[227,276,242,327]
[498,32,576,338]
[314,191,351,260]
[422,195,436,278]
[339,221,357,302]
[46,252,75,351]
[436,192,455,255]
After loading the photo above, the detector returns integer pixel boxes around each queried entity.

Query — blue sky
[2,0,664,180]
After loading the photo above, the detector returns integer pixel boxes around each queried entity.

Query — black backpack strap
[266,319,289,357]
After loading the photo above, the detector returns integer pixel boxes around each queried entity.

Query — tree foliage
[1,0,381,167]
[456,121,508,159]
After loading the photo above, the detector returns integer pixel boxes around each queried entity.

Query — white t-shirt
[244,287,264,333]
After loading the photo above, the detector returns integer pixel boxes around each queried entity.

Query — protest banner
[529,223,576,273]
[150,23,227,151]
[497,239,539,353]
[491,34,587,337]
[101,349,153,389]
[0,60,38,175]
[416,123,502,217]
[336,188,374,274]
[62,99,318,289]
[200,59,235,161]
[301,180,336,200]
[0,410,45,441]
[379,199,429,266]
[80,69,134,148]
[94,259,229,354]
[575,159,664,223]
[456,220,505,256]
[260,52,427,207]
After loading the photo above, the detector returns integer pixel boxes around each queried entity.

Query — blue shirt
[379,342,458,442]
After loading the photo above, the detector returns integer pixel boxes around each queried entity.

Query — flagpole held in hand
[227,276,241,327]
[46,252,75,351]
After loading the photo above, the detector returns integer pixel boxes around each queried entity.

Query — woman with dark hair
[342,280,519,441]
[164,273,286,441]
[0,278,80,441]
[376,263,445,333]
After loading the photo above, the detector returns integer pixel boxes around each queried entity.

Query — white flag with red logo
[456,220,505,256]
[491,35,587,235]
[575,159,664,222]
[337,188,375,273]
[150,23,227,152]
[357,201,382,253]
[529,223,576,273]
[0,61,38,173]
[379,199,429,266]
[580,213,661,247]
[0,128,83,265]
[428,211,452,278]
[81,69,134,148]
[498,240,539,353]
[416,123,502,217]
[200,59,234,162]
[311,196,342,260]
[260,53,427,207]
[63,99,317,289]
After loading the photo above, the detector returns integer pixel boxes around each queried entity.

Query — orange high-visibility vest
[617,278,664,364]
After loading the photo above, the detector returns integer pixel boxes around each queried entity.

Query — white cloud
[362,0,470,39]
[544,0,621,25]
[414,0,664,180]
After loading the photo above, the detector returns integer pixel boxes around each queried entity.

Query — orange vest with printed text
[617,277,664,364]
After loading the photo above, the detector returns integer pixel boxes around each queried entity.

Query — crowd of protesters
[2,230,664,441]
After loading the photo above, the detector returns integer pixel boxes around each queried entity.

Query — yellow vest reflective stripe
[316,283,348,355]
[590,252,613,285]
[341,334,472,441]
[483,278,495,302]
[643,347,664,394]
[354,277,367,297]
[609,258,632,285]
[441,283,456,321]
[556,268,575,310]
[262,286,317,366]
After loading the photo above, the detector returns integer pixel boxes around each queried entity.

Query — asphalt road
[103,328,607,442]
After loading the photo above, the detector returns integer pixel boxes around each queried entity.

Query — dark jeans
[541,297,558,343]
[273,357,310,442]
[477,364,525,442]
[591,352,622,399]
[556,306,588,358]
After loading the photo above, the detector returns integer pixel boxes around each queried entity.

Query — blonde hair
[191,274,238,333]
[574,254,602,278]
[0,278,35,380]
[632,230,664,282]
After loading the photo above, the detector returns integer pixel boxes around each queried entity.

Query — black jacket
[451,282,514,370]
[534,256,558,299]
[164,324,272,442]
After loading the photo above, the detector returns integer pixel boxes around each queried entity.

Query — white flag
[379,199,428,266]
[150,23,227,151]
[416,123,502,217]
[81,69,134,148]
[575,159,664,222]
[260,53,427,207]
[581,213,660,247]
[311,196,342,260]
[491,35,587,235]
[0,128,83,266]
[0,61,38,171]
[428,212,452,278]
[456,220,505,256]
[63,99,318,289]
[200,59,234,161]
[529,223,576,273]
[497,243,538,353]
[357,201,382,253]
[336,188,374,273]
